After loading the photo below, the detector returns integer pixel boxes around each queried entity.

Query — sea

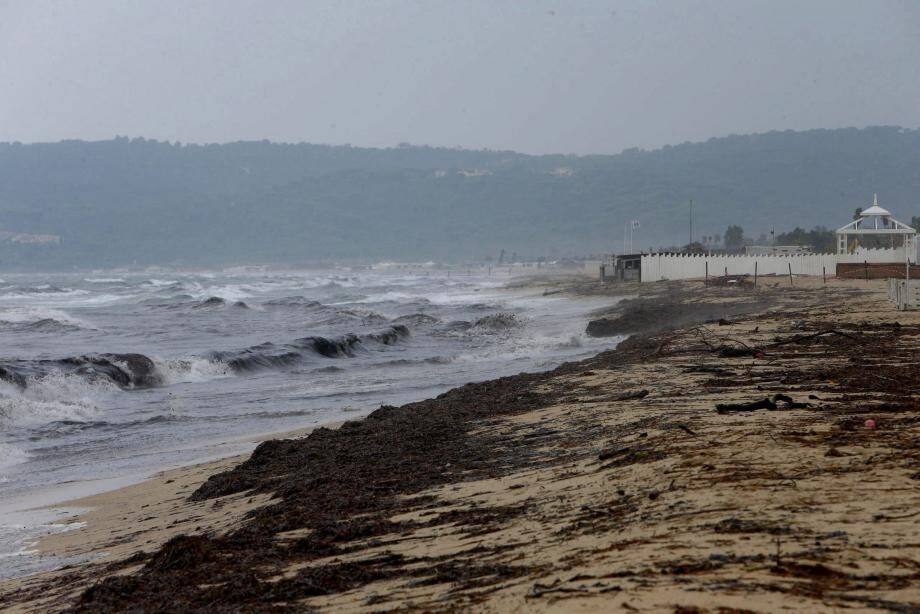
[0,268,620,579]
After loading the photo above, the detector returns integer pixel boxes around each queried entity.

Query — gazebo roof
[837,194,915,235]
[860,194,891,217]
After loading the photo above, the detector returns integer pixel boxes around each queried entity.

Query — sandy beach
[2,275,919,612]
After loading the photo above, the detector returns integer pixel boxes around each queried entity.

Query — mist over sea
[0,268,617,578]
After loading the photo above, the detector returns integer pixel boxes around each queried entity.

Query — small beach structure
[835,194,916,256]
[601,253,642,282]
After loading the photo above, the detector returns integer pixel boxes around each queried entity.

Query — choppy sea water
[0,268,620,579]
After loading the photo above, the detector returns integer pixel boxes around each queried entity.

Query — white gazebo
[836,194,916,257]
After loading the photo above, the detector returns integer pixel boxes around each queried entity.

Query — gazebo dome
[860,194,891,217]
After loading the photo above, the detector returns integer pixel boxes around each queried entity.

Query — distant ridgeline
[1,127,920,268]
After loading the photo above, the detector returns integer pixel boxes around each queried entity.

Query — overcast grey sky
[2,0,919,154]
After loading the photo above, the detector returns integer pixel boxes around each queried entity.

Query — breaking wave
[262,297,387,325]
[153,357,233,384]
[0,308,89,332]
[0,373,114,429]
[439,312,525,335]
[471,312,524,330]
[192,296,250,310]
[0,325,411,394]
[0,354,163,392]
[392,313,440,327]
[84,278,126,284]
[208,325,410,372]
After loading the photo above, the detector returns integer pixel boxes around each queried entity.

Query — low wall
[837,262,920,279]
[641,248,908,282]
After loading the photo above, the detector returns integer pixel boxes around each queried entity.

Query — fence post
[788,262,793,286]
[754,261,758,287]
[864,260,869,282]
[822,266,826,286]
[705,261,708,286]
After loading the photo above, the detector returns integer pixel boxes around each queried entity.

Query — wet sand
[3,276,919,612]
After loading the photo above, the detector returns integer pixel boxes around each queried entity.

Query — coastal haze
[2,2,920,266]
[4,0,920,153]
[2,1,920,610]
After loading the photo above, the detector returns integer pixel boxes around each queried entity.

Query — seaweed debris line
[3,277,920,612]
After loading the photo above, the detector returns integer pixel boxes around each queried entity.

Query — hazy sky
[2,0,920,154]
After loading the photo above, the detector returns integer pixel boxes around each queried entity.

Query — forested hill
[1,126,920,268]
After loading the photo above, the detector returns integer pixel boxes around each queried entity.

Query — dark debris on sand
[70,336,646,612]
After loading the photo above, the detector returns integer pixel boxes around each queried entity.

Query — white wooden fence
[888,278,920,310]
[640,247,908,282]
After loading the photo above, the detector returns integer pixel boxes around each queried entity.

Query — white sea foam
[0,375,113,428]
[188,285,253,302]
[0,288,89,300]
[0,520,87,580]
[154,357,233,385]
[0,443,28,471]
[354,291,421,304]
[0,307,87,328]
[84,278,126,283]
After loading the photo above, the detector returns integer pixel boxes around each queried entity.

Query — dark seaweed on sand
[72,350,636,612]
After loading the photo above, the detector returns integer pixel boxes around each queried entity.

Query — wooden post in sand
[822,266,826,286]
[705,261,709,286]
[788,263,793,286]
[864,260,869,282]
[754,261,758,287]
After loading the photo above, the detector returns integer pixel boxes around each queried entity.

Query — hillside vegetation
[1,127,919,268]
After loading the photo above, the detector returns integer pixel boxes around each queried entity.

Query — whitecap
[153,357,233,385]
[0,374,114,428]
[0,307,87,328]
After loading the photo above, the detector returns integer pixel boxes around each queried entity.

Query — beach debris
[598,446,632,462]
[718,346,764,358]
[716,394,811,413]
[608,389,650,402]
[769,328,860,347]
[716,398,777,412]
[772,394,810,409]
[864,419,876,429]
[683,365,736,376]
[596,445,663,470]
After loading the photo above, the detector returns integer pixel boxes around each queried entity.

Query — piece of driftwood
[608,389,650,401]
[717,394,812,413]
